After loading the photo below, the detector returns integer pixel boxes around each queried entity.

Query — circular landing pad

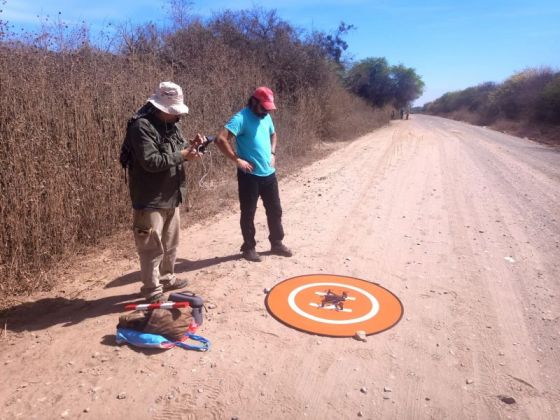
[265,274,403,337]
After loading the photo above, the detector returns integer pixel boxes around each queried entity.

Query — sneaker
[242,248,262,262]
[270,242,293,257]
[162,278,190,292]
[146,292,167,304]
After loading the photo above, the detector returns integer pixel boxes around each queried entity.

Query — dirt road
[1,115,559,419]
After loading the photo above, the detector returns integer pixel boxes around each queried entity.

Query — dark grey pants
[237,170,284,251]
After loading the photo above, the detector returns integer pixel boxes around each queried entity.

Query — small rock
[116,393,127,400]
[360,387,367,394]
[207,303,217,310]
[61,410,70,418]
[466,379,474,385]
[263,288,271,294]
[354,331,367,342]
[83,408,90,413]
[498,395,516,405]
[383,395,391,399]
[504,256,516,263]
[198,388,204,393]
[425,397,430,401]
[231,417,239,420]
[357,411,363,417]
[384,387,392,392]
[91,352,100,359]
[499,351,505,356]
[210,363,217,368]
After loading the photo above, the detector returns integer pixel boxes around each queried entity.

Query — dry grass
[434,109,560,146]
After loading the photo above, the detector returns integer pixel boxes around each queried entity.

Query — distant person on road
[400,108,404,119]
[405,108,410,120]
[122,81,203,303]
[215,86,292,262]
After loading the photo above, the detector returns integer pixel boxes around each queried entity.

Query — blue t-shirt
[225,107,275,177]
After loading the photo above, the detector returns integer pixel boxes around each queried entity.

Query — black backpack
[119,103,157,172]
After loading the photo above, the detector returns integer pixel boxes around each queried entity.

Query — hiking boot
[162,278,190,292]
[270,242,293,257]
[146,292,167,304]
[242,248,262,262]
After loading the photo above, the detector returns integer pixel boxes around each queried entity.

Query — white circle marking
[287,282,379,325]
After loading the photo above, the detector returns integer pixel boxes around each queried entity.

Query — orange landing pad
[265,274,403,337]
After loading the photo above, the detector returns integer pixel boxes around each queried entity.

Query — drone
[320,289,348,311]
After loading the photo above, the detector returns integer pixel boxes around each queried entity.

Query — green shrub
[536,75,560,123]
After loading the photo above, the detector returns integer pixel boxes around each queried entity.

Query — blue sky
[2,0,559,106]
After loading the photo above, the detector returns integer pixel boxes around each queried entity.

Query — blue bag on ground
[116,328,210,351]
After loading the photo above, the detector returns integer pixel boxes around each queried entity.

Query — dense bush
[344,57,424,108]
[0,8,387,296]
[536,74,560,124]
[423,68,560,127]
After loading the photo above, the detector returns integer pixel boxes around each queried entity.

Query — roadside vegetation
[422,68,560,145]
[344,57,425,109]
[0,4,424,298]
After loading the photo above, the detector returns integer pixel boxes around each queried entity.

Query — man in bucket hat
[215,86,292,262]
[123,81,203,302]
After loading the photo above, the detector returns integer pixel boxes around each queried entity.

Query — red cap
[253,86,276,110]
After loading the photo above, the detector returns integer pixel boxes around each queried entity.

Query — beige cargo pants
[132,207,180,299]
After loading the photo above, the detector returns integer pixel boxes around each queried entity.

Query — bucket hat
[148,81,189,115]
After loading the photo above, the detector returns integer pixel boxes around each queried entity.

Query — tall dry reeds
[0,9,388,298]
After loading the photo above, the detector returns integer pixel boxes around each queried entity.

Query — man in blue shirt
[216,86,292,262]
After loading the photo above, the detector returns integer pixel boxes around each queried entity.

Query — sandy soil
[1,115,559,419]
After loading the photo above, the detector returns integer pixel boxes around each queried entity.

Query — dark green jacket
[126,114,187,209]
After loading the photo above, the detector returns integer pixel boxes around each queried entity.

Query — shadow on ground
[0,253,243,334]
[0,293,140,333]
[104,254,241,289]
